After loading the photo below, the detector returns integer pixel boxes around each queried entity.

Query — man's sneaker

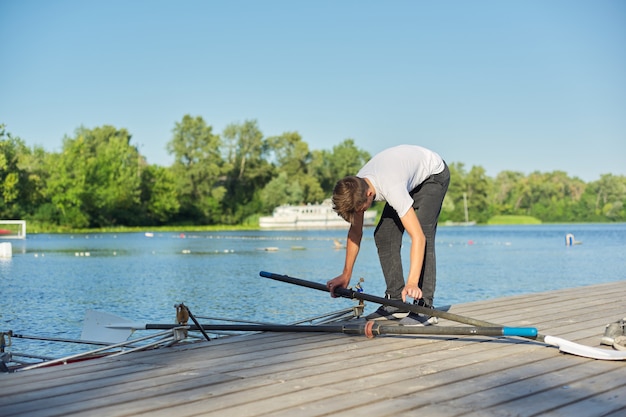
[364,304,409,321]
[398,300,439,326]
[398,312,438,326]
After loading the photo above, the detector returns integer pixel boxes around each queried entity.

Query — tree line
[1,117,625,230]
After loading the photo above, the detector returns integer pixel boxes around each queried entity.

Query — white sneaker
[364,305,409,320]
[398,312,438,326]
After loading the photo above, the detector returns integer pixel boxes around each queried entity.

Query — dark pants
[373,163,450,306]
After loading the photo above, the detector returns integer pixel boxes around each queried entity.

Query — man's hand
[401,283,423,302]
[327,274,350,298]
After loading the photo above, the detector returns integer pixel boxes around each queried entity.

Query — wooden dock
[2,281,625,416]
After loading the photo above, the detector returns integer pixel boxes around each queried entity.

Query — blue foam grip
[503,327,538,337]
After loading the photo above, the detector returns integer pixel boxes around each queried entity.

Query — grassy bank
[487,215,542,225]
[25,222,259,234]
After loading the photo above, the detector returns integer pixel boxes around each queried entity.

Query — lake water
[2,223,625,359]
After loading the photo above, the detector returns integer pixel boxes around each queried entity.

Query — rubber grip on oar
[503,327,538,337]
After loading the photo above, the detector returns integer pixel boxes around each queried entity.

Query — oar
[259,271,626,361]
[5,331,121,347]
[259,271,510,328]
[103,320,537,338]
[82,309,537,343]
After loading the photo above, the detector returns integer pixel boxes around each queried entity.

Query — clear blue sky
[1,0,625,182]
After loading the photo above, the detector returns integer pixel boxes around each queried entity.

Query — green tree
[260,171,303,209]
[44,143,89,227]
[327,139,371,187]
[493,170,591,222]
[0,125,48,219]
[443,162,467,222]
[491,170,526,215]
[263,131,324,208]
[223,119,265,181]
[167,115,225,224]
[307,139,372,198]
[581,174,626,221]
[221,120,273,223]
[45,126,142,227]
[19,145,50,221]
[465,166,491,223]
[308,149,333,193]
[530,171,581,222]
[139,165,180,224]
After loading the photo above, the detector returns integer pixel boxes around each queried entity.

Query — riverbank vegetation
[1,118,625,232]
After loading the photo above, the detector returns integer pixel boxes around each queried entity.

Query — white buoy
[0,242,12,258]
[565,233,581,246]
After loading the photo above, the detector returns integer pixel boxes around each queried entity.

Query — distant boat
[444,192,476,226]
[259,199,377,229]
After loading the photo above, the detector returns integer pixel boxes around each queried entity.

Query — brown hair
[332,176,369,224]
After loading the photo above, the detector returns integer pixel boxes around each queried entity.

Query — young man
[326,144,449,325]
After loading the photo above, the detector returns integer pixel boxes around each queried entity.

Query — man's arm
[400,208,426,302]
[327,211,364,296]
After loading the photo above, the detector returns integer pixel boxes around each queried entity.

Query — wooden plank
[8,370,242,417]
[119,333,577,416]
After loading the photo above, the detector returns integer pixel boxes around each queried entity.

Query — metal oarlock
[601,318,626,350]
[350,278,366,317]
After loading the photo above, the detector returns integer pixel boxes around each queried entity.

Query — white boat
[444,192,476,226]
[259,199,377,229]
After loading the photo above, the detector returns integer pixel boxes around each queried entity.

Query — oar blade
[81,310,135,344]
[544,336,626,360]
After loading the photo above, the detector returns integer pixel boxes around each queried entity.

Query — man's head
[332,176,371,224]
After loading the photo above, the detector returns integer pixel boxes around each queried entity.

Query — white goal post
[0,220,26,239]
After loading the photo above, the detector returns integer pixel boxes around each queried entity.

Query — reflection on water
[1,224,625,358]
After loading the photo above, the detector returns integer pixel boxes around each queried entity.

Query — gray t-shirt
[357,145,444,217]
